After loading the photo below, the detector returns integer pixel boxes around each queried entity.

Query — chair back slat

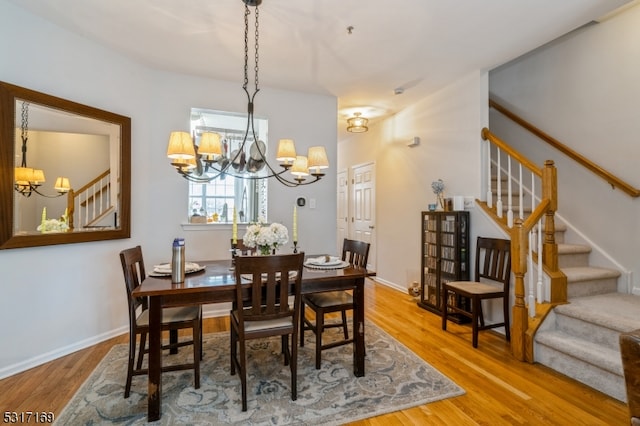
[234,253,305,323]
[342,239,370,268]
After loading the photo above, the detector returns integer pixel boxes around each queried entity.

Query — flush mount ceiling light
[166,0,329,187]
[346,112,369,133]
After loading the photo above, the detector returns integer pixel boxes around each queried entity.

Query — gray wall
[489,5,640,294]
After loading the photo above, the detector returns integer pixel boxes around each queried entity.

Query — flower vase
[258,245,272,256]
[437,194,445,211]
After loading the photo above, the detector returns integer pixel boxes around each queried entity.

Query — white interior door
[336,170,348,254]
[351,162,375,271]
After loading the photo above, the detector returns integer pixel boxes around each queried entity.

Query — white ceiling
[7,0,632,137]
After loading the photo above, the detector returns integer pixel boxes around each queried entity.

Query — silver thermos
[171,238,185,283]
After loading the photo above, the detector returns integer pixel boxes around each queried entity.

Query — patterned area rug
[55,322,464,425]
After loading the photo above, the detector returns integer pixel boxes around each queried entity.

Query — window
[188,108,267,224]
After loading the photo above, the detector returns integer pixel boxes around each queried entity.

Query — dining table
[131,256,375,421]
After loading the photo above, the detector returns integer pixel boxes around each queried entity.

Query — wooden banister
[482,128,562,362]
[489,99,640,197]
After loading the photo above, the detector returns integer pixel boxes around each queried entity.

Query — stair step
[535,330,623,376]
[562,266,620,298]
[556,293,640,334]
[557,243,591,268]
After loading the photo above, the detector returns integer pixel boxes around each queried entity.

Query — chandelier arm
[31,187,66,198]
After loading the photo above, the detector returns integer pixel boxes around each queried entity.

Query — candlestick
[293,205,297,242]
[232,207,238,244]
[41,207,46,227]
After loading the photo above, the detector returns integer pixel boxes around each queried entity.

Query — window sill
[181,223,245,232]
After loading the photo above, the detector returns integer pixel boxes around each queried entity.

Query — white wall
[0,0,336,378]
[489,4,640,294]
[338,71,506,293]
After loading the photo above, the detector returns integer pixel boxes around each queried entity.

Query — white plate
[151,262,205,276]
[304,260,350,270]
[305,256,342,266]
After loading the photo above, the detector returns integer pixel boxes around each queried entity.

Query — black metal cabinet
[417,211,470,322]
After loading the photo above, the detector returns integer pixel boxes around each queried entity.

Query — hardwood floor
[0,280,629,425]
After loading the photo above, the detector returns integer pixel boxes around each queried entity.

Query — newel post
[541,160,558,270]
[511,217,528,361]
[67,190,75,231]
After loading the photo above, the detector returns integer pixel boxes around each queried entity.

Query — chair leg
[200,315,204,360]
[169,329,178,355]
[471,296,479,348]
[290,332,298,401]
[503,295,511,341]
[340,310,349,339]
[282,335,290,366]
[193,321,201,389]
[239,339,247,412]
[230,324,237,376]
[315,308,324,370]
[125,331,137,398]
[442,287,449,331]
[136,332,147,370]
[299,302,306,347]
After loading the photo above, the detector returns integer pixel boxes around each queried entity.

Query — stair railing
[481,128,562,362]
[490,99,640,198]
[66,169,112,230]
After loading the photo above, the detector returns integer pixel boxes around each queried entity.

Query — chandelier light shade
[276,139,296,165]
[347,112,369,133]
[167,131,196,164]
[165,0,329,187]
[54,177,71,193]
[307,146,329,174]
[14,101,71,197]
[198,132,222,157]
[290,156,309,179]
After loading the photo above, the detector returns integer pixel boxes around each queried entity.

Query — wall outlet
[463,197,475,209]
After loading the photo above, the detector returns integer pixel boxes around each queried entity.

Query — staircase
[492,177,640,402]
[533,226,640,402]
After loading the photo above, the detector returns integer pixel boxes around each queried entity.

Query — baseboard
[0,325,128,380]
[372,277,406,293]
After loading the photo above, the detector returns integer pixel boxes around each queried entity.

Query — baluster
[537,216,544,303]
[507,155,513,227]
[486,139,493,208]
[528,228,535,317]
[496,147,503,218]
[518,164,524,220]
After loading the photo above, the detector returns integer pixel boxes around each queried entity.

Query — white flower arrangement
[37,218,70,233]
[242,219,289,255]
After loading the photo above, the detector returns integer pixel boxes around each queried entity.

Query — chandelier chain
[243,5,250,90]
[254,6,259,92]
[20,102,29,167]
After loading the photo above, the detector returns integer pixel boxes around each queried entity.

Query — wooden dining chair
[442,237,512,348]
[231,252,305,411]
[300,239,370,369]
[119,245,202,398]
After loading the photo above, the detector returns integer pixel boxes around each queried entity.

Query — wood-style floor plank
[0,280,629,425]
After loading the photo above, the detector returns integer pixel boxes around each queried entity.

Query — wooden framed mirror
[0,81,131,249]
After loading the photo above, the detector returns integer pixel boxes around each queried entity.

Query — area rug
[55,322,464,425]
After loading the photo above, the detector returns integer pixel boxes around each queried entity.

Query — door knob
[369,225,375,229]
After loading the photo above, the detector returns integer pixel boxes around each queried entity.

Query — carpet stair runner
[491,177,640,402]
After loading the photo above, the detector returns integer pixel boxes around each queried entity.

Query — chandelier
[347,112,368,133]
[166,0,329,188]
[14,101,71,197]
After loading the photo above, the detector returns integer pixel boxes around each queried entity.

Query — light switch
[309,198,317,209]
